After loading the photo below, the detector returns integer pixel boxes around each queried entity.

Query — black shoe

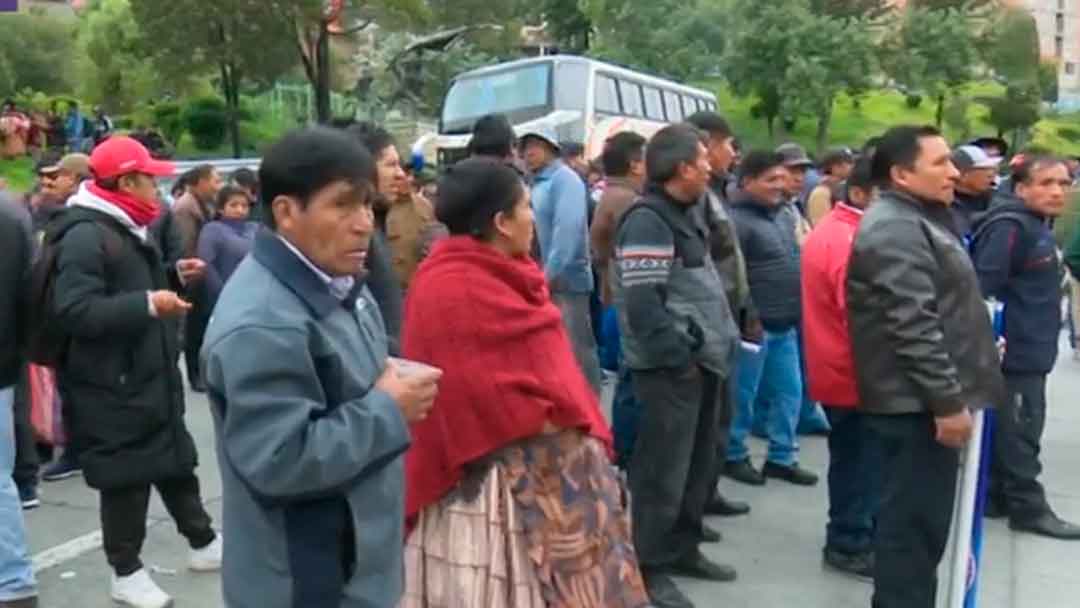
[642,571,694,608]
[18,484,40,510]
[763,461,819,486]
[663,549,737,582]
[190,379,207,393]
[705,493,750,517]
[701,524,722,543]
[41,457,81,482]
[1010,512,1080,540]
[724,459,765,486]
[823,547,873,581]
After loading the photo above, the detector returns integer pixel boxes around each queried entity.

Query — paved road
[24,341,1080,607]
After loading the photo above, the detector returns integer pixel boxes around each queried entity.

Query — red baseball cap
[89,136,175,180]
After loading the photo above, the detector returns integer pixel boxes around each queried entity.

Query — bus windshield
[440,63,552,134]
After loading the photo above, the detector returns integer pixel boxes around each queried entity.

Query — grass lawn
[703,80,1080,156]
[0,156,35,194]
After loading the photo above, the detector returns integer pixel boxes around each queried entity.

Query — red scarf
[402,236,612,521]
[87,181,161,227]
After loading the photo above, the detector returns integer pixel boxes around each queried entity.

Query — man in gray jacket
[202,128,440,608]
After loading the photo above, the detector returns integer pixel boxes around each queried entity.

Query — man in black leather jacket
[847,126,1006,608]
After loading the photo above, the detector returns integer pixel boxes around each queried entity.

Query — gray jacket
[202,229,410,608]
[611,186,739,376]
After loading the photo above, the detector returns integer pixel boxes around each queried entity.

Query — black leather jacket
[847,189,1006,416]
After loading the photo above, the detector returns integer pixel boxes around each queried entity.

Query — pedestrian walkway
[22,346,1080,607]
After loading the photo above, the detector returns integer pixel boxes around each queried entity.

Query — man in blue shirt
[522,127,603,394]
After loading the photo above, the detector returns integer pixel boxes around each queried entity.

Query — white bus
[430,55,718,166]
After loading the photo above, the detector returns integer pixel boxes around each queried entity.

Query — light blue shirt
[531,159,593,294]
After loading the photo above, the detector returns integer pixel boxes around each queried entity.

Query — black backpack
[24,217,124,367]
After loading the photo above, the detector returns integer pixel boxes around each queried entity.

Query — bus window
[643,86,664,121]
[663,90,684,122]
[706,100,717,112]
[683,95,700,115]
[595,75,620,114]
[441,63,552,134]
[619,80,644,117]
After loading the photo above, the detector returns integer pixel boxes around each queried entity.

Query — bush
[152,101,185,146]
[905,94,923,109]
[1058,126,1080,143]
[181,96,228,151]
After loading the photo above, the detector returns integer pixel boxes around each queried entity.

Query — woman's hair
[436,158,525,240]
[216,184,251,211]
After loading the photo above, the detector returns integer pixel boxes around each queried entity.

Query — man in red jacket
[800,156,882,579]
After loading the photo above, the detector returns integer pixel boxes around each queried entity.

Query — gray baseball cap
[776,142,814,168]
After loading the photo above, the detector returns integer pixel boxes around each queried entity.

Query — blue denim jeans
[727,329,802,466]
[0,386,37,602]
[824,406,882,555]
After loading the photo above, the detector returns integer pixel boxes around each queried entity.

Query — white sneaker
[110,568,173,608]
[189,533,222,572]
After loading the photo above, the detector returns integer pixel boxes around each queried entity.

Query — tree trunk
[935,92,946,129]
[766,115,775,140]
[219,60,242,159]
[315,20,332,124]
[815,98,833,154]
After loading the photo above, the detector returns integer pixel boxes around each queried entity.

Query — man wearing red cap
[47,137,221,608]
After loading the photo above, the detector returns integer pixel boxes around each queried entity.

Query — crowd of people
[1,99,114,161]
[2,103,1080,608]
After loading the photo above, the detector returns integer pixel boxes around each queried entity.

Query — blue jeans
[727,329,802,466]
[0,386,37,602]
[824,406,882,555]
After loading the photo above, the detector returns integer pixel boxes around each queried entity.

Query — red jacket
[801,204,863,408]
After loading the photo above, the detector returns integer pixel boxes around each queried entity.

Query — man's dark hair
[259,127,376,230]
[188,164,216,186]
[820,148,855,175]
[1012,155,1066,185]
[468,114,515,158]
[870,125,942,187]
[646,124,704,184]
[602,131,646,177]
[231,167,258,191]
[216,184,251,210]
[685,111,733,140]
[436,158,525,240]
[845,155,875,195]
[345,121,397,159]
[560,141,585,160]
[736,150,785,186]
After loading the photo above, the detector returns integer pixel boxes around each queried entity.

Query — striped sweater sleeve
[615,207,694,369]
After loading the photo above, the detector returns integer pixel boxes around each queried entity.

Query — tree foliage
[0,9,75,95]
[981,84,1040,138]
[980,6,1040,84]
[807,0,891,20]
[883,6,979,127]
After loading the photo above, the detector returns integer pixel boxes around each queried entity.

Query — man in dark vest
[612,124,740,608]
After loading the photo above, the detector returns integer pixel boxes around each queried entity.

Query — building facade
[1016,0,1080,109]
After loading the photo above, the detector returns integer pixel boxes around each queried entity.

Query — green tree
[782,12,878,151]
[807,0,891,20]
[1038,60,1059,103]
[883,7,979,128]
[980,83,1040,140]
[584,0,727,82]
[980,6,1040,84]
[0,10,75,94]
[76,0,200,115]
[131,0,300,157]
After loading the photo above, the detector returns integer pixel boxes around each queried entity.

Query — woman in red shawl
[401,158,649,608]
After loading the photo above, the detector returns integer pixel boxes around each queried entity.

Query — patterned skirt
[401,430,650,608]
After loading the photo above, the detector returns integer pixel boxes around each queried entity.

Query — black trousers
[707,375,735,500]
[992,373,1051,521]
[629,366,721,570]
[12,365,40,488]
[866,413,958,608]
[100,474,216,576]
[183,305,210,387]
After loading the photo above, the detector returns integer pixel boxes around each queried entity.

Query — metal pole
[944,409,984,608]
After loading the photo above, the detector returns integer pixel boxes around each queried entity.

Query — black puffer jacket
[847,190,1006,416]
[51,206,197,490]
[0,195,32,388]
[728,194,801,331]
